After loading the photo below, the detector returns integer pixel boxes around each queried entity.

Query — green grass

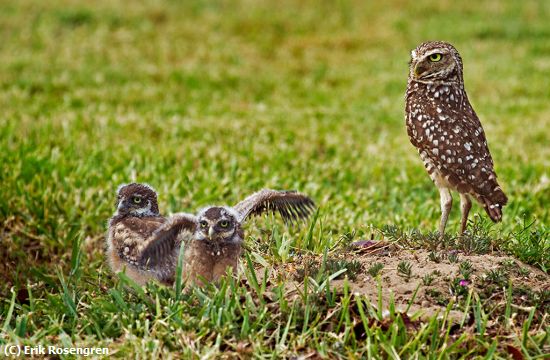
[1,0,549,358]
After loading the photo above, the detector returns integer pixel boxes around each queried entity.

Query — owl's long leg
[459,193,472,234]
[438,187,453,238]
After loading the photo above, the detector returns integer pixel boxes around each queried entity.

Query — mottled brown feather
[233,189,316,224]
[138,213,197,271]
[106,215,166,285]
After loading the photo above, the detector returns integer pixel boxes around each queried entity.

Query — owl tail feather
[481,187,508,223]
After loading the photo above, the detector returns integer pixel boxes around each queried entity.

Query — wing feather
[110,216,165,263]
[233,189,316,224]
[138,213,197,269]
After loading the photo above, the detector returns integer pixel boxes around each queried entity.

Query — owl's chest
[406,85,465,146]
[191,240,241,259]
[183,240,241,282]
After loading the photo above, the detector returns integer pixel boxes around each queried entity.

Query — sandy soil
[264,243,550,322]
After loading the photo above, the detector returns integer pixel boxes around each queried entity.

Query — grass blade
[175,242,186,301]
[2,288,16,332]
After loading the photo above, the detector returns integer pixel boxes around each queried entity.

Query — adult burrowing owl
[405,41,508,236]
[137,189,316,286]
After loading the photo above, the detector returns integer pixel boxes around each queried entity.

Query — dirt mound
[277,244,549,322]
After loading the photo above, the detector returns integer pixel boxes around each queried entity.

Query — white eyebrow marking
[423,48,447,58]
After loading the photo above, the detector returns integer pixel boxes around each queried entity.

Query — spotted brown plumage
[106,183,173,285]
[405,41,508,236]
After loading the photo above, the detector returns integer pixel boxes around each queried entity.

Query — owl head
[409,41,463,82]
[196,206,241,243]
[116,183,160,217]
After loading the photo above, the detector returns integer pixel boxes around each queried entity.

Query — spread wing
[233,189,315,224]
[138,213,197,269]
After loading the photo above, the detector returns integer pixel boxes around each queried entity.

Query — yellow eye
[133,196,142,204]
[219,220,229,228]
[429,53,442,62]
[200,220,208,228]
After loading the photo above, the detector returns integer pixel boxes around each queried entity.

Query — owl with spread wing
[108,187,315,286]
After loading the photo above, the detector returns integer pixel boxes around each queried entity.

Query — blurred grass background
[0,0,549,356]
[2,0,548,273]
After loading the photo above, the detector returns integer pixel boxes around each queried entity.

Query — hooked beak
[208,226,215,238]
[414,63,428,78]
[116,199,127,212]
